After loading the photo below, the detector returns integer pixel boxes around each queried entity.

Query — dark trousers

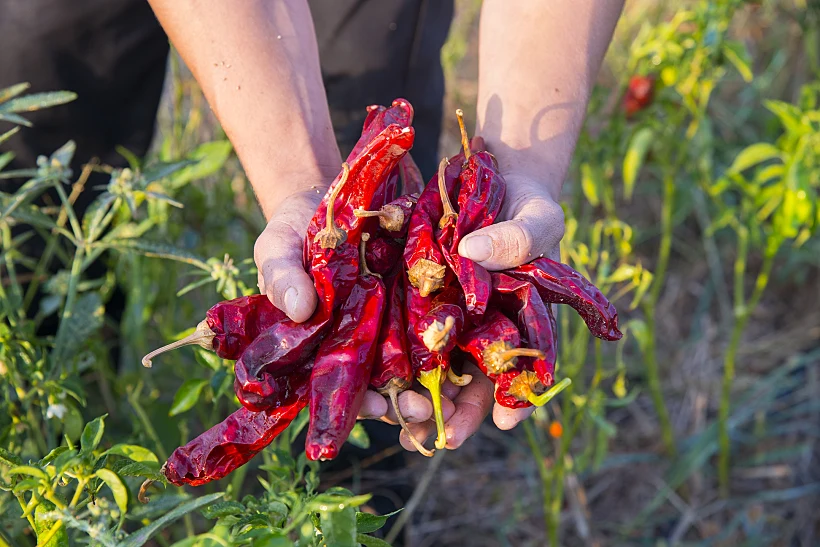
[0,0,453,183]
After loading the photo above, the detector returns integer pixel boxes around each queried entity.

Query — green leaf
[117,461,162,482]
[580,163,599,207]
[39,447,70,466]
[9,465,48,481]
[141,160,197,185]
[622,128,654,201]
[722,41,753,82]
[764,100,805,135]
[200,500,246,520]
[80,415,107,455]
[0,126,20,146]
[0,151,14,171]
[104,239,210,271]
[169,141,234,189]
[0,112,32,126]
[346,423,370,449]
[727,143,781,175]
[52,292,105,368]
[356,509,401,534]
[119,492,225,547]
[0,91,76,114]
[357,534,393,547]
[320,506,357,547]
[169,379,210,416]
[606,264,637,284]
[0,447,22,467]
[95,468,128,516]
[0,83,30,104]
[103,444,158,463]
[308,493,371,513]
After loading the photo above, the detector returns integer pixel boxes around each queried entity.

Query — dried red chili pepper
[437,111,505,321]
[163,362,310,486]
[351,99,414,161]
[457,309,545,380]
[507,258,622,341]
[494,371,571,409]
[624,75,655,117]
[369,274,434,456]
[414,285,466,355]
[354,194,418,239]
[141,294,285,367]
[398,152,425,195]
[365,235,404,278]
[305,234,386,461]
[491,273,557,387]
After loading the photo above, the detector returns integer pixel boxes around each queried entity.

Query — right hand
[254,189,325,323]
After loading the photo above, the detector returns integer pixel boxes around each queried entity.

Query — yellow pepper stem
[418,367,447,450]
[527,378,572,407]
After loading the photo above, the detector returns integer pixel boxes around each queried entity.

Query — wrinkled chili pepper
[437,110,505,321]
[305,234,386,461]
[369,274,434,456]
[491,272,557,387]
[507,258,622,341]
[398,151,425,195]
[494,371,571,409]
[163,375,309,486]
[414,285,466,355]
[142,295,285,367]
[351,99,413,161]
[354,193,418,239]
[624,75,655,117]
[365,235,404,278]
[457,308,545,380]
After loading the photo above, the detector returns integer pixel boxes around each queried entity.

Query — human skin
[146,0,624,451]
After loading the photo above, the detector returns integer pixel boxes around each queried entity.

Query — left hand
[358,174,565,450]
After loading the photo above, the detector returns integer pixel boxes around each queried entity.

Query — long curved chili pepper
[141,295,285,367]
[456,309,545,380]
[369,274,434,457]
[350,99,414,161]
[305,234,386,461]
[234,358,314,412]
[163,362,311,486]
[507,258,622,341]
[491,273,557,387]
[437,111,506,321]
[398,152,425,195]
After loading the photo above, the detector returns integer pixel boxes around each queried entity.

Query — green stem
[522,420,551,541]
[52,182,83,243]
[718,235,776,497]
[35,521,64,547]
[126,384,168,461]
[50,247,85,380]
[14,492,37,530]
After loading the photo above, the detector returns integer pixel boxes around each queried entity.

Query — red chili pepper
[494,371,572,409]
[365,235,404,278]
[623,75,655,117]
[163,362,310,486]
[305,234,386,461]
[491,272,557,387]
[414,286,466,355]
[457,309,545,380]
[398,152,426,195]
[141,295,286,368]
[354,194,419,240]
[507,258,622,341]
[351,99,414,161]
[437,110,506,321]
[369,274,434,456]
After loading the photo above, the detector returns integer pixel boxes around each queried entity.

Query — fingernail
[284,287,300,318]
[461,235,493,262]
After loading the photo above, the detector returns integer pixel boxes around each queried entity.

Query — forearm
[477,0,624,200]
[147,0,340,218]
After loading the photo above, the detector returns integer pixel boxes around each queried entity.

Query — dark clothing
[0,0,453,182]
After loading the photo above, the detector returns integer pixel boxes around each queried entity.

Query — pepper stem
[418,367,447,450]
[359,233,381,278]
[353,204,404,233]
[421,316,456,353]
[497,348,546,363]
[387,381,435,457]
[314,163,350,249]
[437,157,458,229]
[447,368,472,387]
[141,320,215,368]
[456,109,471,161]
[138,479,155,503]
[527,377,572,407]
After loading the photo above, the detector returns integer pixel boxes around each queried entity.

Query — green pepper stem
[447,368,472,387]
[418,367,447,450]
[141,319,215,368]
[437,157,458,229]
[456,109,471,161]
[387,382,435,457]
[527,378,572,407]
[314,163,350,249]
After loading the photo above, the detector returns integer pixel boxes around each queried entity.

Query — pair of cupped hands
[255,170,564,453]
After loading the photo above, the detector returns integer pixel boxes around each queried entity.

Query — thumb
[254,196,320,323]
[457,196,564,271]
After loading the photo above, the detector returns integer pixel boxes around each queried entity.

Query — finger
[398,395,457,452]
[357,390,388,420]
[493,403,535,430]
[443,364,494,449]
[458,197,564,270]
[442,377,461,400]
[254,219,318,323]
[383,390,433,424]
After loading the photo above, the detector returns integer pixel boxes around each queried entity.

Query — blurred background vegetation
[2,0,819,545]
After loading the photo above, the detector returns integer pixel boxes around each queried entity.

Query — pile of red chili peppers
[142,99,623,488]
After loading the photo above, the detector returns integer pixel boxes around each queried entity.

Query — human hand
[358,174,565,451]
